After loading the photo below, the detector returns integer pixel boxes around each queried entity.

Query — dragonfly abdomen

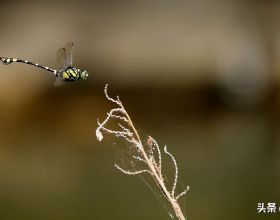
[0,57,59,76]
[0,57,14,65]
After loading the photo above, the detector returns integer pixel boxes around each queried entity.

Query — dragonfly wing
[56,47,67,70]
[56,42,73,69]
[64,42,73,67]
[54,77,65,87]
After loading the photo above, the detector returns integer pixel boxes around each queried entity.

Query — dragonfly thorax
[61,67,88,81]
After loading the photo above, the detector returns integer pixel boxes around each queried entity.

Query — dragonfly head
[80,69,89,80]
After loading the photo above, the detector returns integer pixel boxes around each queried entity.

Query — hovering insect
[0,42,88,84]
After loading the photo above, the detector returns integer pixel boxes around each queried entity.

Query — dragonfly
[0,42,89,84]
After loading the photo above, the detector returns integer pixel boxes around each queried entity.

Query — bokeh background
[0,0,280,219]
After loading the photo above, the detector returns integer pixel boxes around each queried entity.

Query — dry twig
[96,84,189,220]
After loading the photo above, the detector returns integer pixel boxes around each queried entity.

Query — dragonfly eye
[80,70,88,80]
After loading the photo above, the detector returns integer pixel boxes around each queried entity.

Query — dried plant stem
[139,146,186,219]
[96,84,189,220]
[123,109,185,219]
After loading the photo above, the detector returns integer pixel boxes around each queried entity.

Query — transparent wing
[64,42,73,67]
[54,77,65,87]
[56,42,73,70]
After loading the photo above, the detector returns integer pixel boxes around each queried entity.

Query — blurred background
[0,0,280,219]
